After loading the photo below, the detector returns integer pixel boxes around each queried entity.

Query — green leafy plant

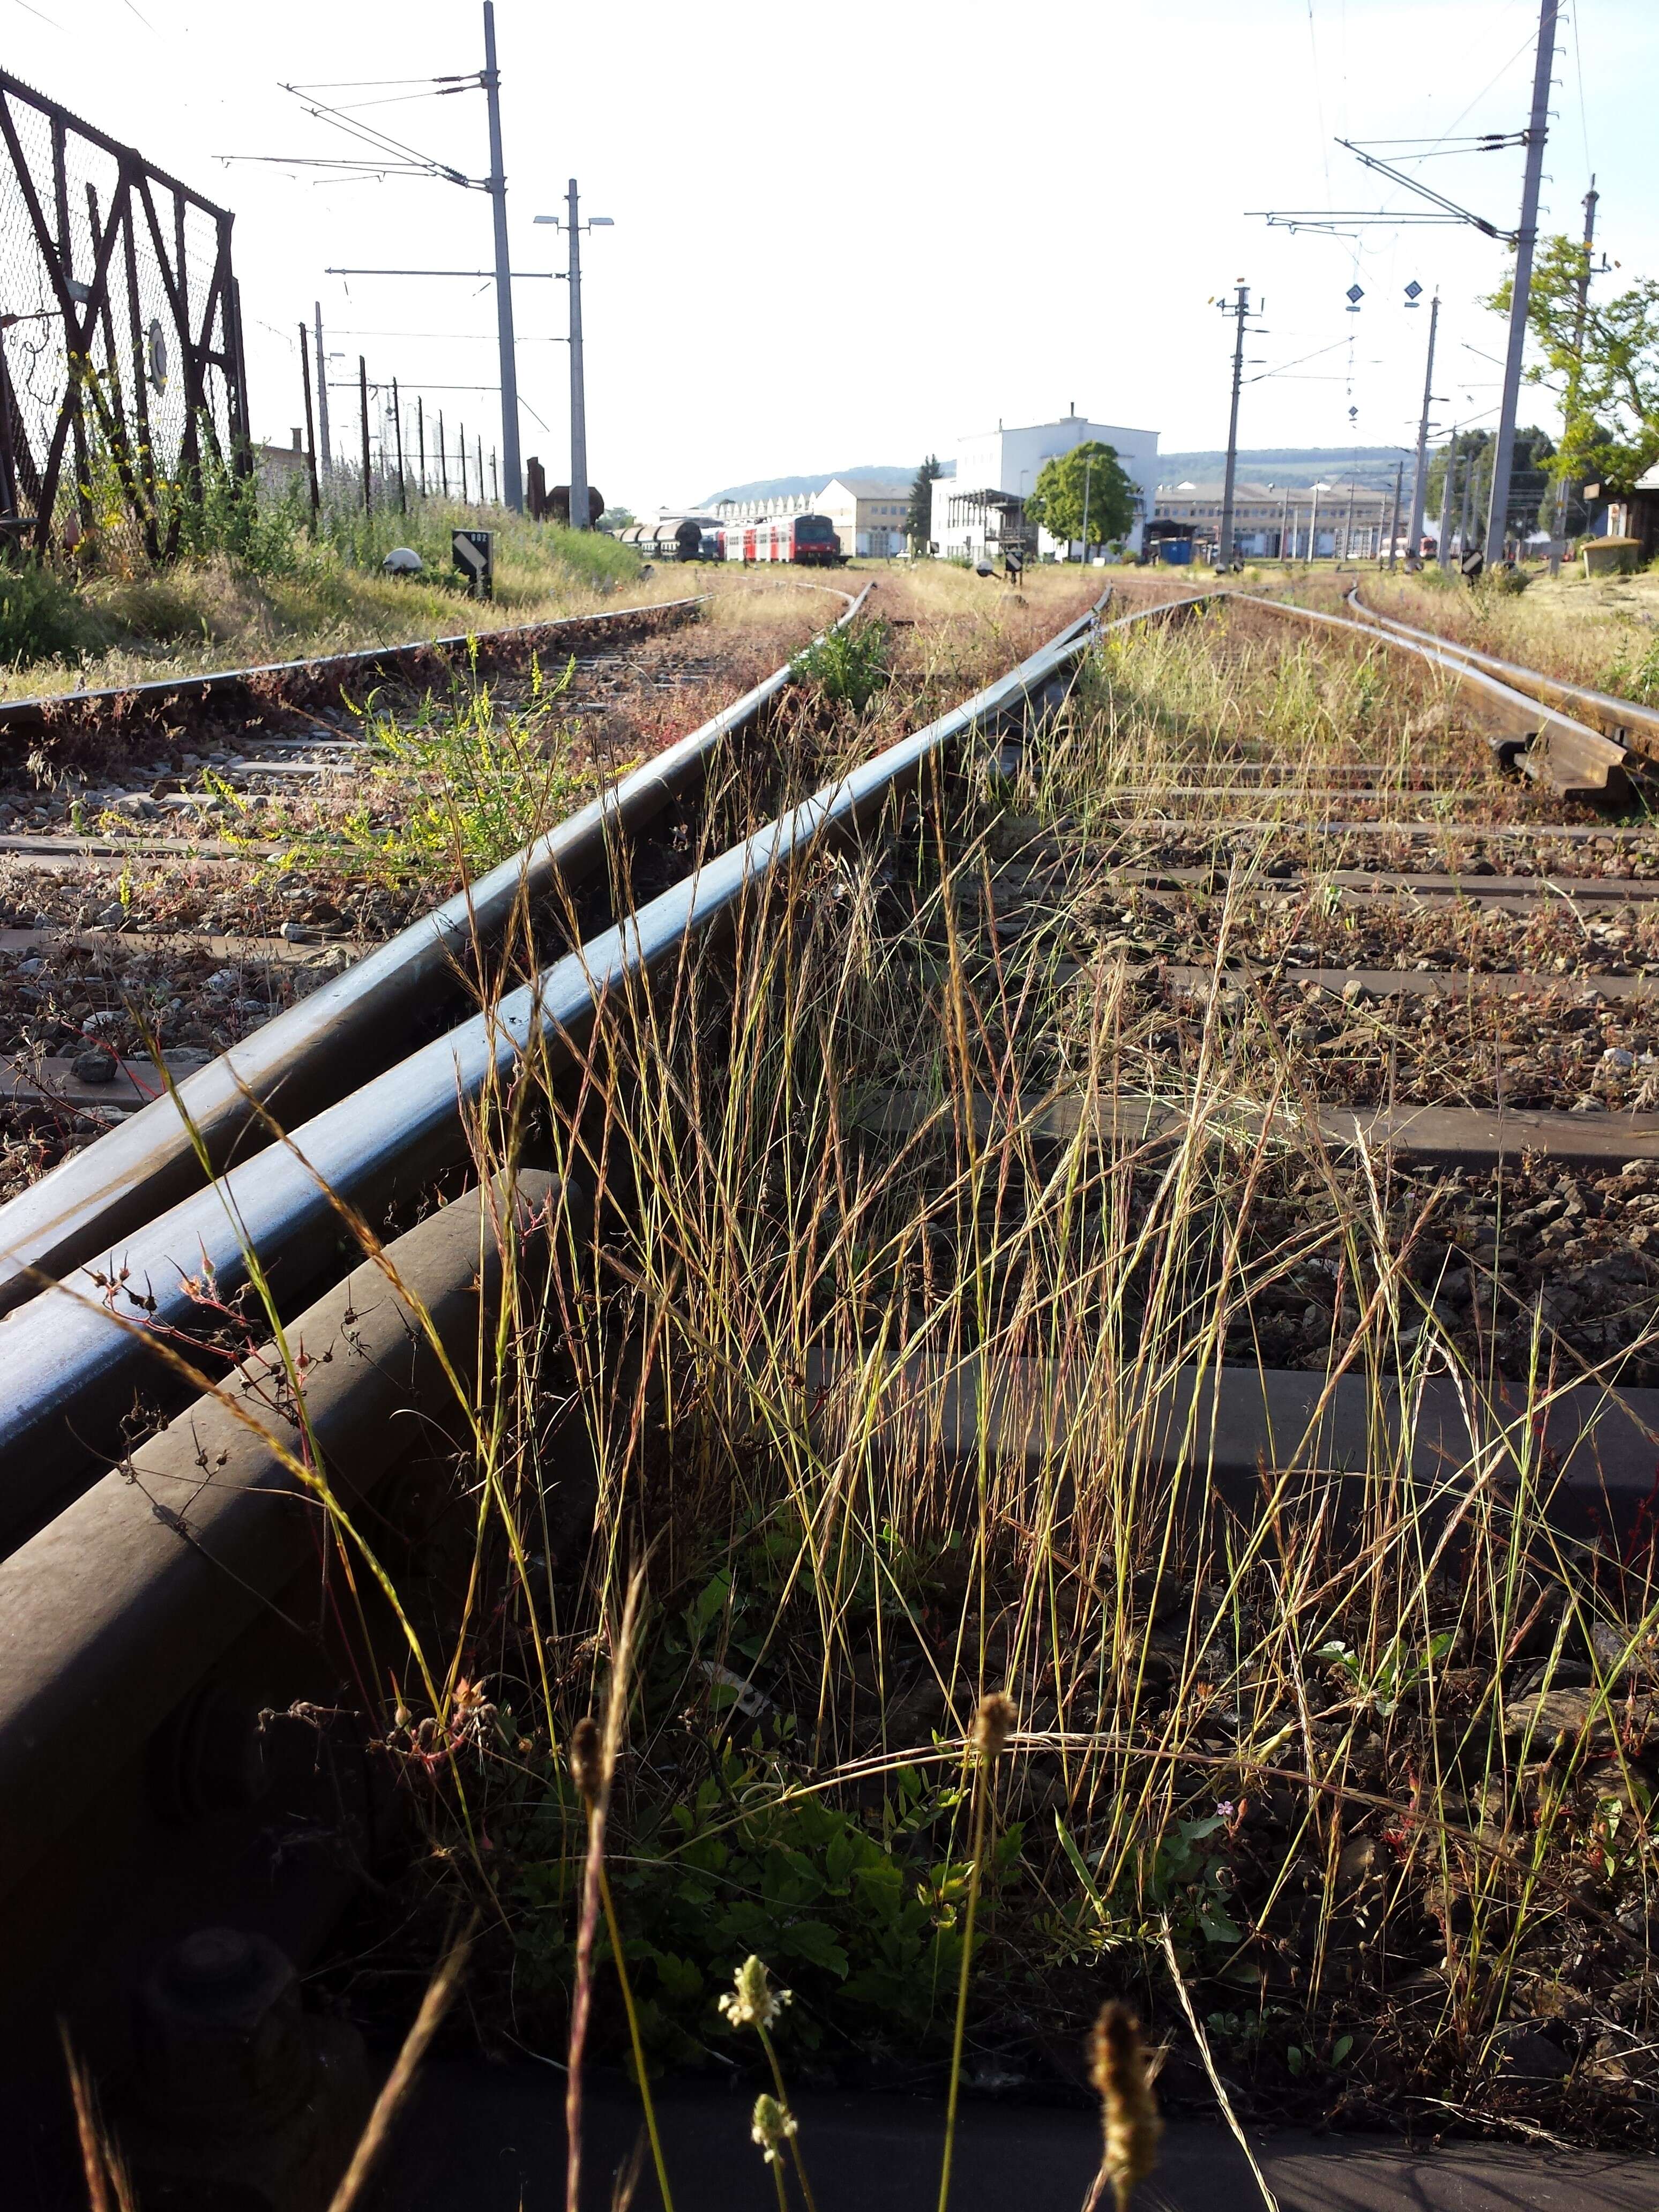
[791,619,891,712]
[0,559,100,666]
[1316,1630,1454,1717]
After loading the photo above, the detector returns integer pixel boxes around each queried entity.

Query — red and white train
[719,513,843,566]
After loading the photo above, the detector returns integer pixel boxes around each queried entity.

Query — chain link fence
[0,67,249,562]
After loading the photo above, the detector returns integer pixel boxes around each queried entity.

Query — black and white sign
[452,528,495,600]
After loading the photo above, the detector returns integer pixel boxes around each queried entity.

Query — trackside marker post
[453,528,495,600]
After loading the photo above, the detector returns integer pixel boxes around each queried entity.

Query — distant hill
[1157,447,1408,492]
[700,465,920,506]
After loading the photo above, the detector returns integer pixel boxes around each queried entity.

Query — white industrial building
[930,410,1160,561]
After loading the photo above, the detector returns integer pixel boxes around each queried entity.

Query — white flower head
[718,1953,793,2031]
[751,2093,798,2166]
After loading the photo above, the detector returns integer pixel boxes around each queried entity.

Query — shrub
[0,560,99,667]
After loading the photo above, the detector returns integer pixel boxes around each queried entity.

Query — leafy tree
[906,455,941,547]
[1025,440,1135,547]
[598,504,637,533]
[1425,425,1555,538]
[1488,240,1659,492]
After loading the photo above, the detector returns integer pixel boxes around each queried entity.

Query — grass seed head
[972,1691,1018,1761]
[569,1715,603,1806]
[1090,2002,1162,2212]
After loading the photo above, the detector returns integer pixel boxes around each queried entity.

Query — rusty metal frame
[0,69,248,556]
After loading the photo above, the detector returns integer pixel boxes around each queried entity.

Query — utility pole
[313,302,331,477]
[1437,435,1456,567]
[1387,459,1403,570]
[1553,175,1601,535]
[358,356,371,513]
[416,394,425,496]
[566,177,589,530]
[460,424,468,504]
[1216,280,1250,570]
[391,378,407,514]
[298,322,320,519]
[1485,0,1557,565]
[1280,486,1290,562]
[1341,479,1357,566]
[481,0,522,511]
[438,410,448,498]
[1406,292,1440,568]
[1308,482,1321,563]
[1079,454,1093,562]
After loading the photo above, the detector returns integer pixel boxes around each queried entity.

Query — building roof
[821,472,913,498]
[962,416,1159,442]
[1155,480,1386,503]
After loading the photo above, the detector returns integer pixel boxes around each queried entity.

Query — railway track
[8,572,1659,2193]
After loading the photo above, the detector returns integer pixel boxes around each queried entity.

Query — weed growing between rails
[81,589,1659,2185]
[264,743,1659,2156]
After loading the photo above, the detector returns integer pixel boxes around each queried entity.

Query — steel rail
[0,586,869,1316]
[0,588,1186,1545]
[1344,585,1659,756]
[0,592,703,748]
[0,1169,556,1912]
[1237,591,1632,801]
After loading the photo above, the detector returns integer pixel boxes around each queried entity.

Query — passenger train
[720,513,842,566]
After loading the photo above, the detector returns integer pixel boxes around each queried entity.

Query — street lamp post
[535,188,614,529]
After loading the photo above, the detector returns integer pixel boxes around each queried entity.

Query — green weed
[791,619,891,712]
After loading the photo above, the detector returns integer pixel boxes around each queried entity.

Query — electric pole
[1553,176,1601,535]
[1406,292,1440,569]
[481,0,523,511]
[1485,0,1557,565]
[298,322,320,518]
[1080,454,1093,561]
[1387,459,1403,570]
[313,302,331,477]
[1217,281,1250,570]
[566,177,588,531]
[1437,433,1456,567]
[358,355,371,513]
[391,378,407,514]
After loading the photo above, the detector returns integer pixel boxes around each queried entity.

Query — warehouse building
[930,410,1160,561]
[816,474,913,558]
[1153,479,1392,559]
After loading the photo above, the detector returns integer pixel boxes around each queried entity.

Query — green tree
[598,504,637,533]
[1425,425,1555,539]
[1025,441,1135,548]
[906,455,942,548]
[1488,239,1659,492]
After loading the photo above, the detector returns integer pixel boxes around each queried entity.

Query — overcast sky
[5,0,1652,509]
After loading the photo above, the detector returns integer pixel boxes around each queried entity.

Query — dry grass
[72,588,1659,2199]
[1257,559,1659,704]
